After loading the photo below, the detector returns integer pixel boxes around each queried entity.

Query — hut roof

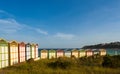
[0,39,8,44]
[99,49,106,52]
[36,44,38,46]
[19,42,25,46]
[31,44,35,46]
[26,43,31,45]
[92,49,99,52]
[9,40,18,43]
[49,49,56,52]
[86,49,92,52]
[9,41,18,45]
[71,48,79,51]
[79,49,86,52]
[64,49,72,52]
[57,49,64,52]
[41,49,48,52]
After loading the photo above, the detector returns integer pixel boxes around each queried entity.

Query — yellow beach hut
[8,41,18,66]
[99,49,106,56]
[71,49,79,58]
[40,49,48,59]
[31,44,36,59]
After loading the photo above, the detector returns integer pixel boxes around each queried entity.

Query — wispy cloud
[54,33,75,40]
[0,10,22,34]
[35,29,48,35]
[0,10,48,35]
[19,24,48,35]
[0,18,48,35]
[0,18,22,34]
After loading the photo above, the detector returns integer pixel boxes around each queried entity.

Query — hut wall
[65,51,71,58]
[31,45,35,59]
[57,50,64,58]
[25,44,31,60]
[79,52,86,57]
[72,51,78,58]
[86,51,93,57]
[18,43,25,63]
[9,42,18,66]
[48,50,56,59]
[0,45,9,68]
[41,50,48,59]
[35,44,38,58]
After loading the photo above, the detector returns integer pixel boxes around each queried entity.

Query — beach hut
[79,49,86,58]
[18,42,26,63]
[71,49,79,58]
[48,49,56,59]
[93,49,99,55]
[56,49,64,58]
[0,39,9,68]
[86,49,93,57]
[99,49,106,56]
[40,49,48,59]
[9,41,18,66]
[31,44,35,59]
[25,43,31,60]
[35,44,38,58]
[64,49,71,58]
[114,49,119,55]
[106,49,115,56]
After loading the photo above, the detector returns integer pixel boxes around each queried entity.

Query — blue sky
[0,0,120,48]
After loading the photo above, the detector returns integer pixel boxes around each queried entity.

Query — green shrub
[78,55,103,66]
[1,55,120,74]
[47,57,72,69]
[26,58,34,63]
[102,55,120,68]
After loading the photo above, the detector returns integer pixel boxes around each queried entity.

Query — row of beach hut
[0,39,39,69]
[40,49,106,59]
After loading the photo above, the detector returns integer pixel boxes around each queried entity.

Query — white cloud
[0,10,22,34]
[0,18,48,35]
[35,28,48,35]
[0,10,48,35]
[20,24,48,35]
[0,18,22,34]
[0,11,48,35]
[54,33,75,40]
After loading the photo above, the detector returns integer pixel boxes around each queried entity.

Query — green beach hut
[0,39,9,68]
[48,49,56,59]
[79,49,86,58]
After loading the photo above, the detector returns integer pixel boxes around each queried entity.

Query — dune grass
[0,56,120,74]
